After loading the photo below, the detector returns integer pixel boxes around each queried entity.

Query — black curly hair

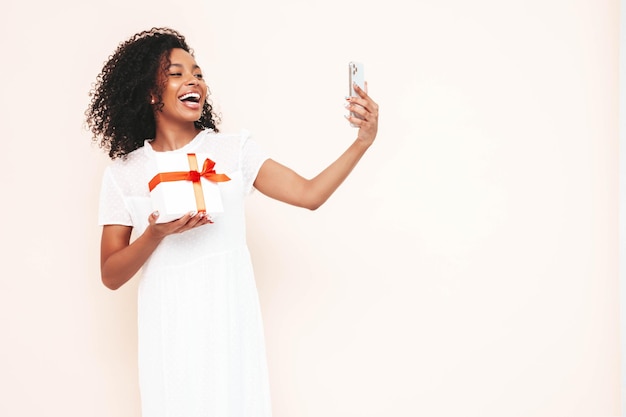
[86,27,220,159]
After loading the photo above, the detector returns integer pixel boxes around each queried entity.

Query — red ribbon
[149,154,230,213]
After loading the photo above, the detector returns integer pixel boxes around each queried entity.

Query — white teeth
[179,92,200,101]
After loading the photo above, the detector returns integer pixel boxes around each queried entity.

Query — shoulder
[103,145,149,184]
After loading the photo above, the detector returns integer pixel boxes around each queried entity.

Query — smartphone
[348,61,365,127]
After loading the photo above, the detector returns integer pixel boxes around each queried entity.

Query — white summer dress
[98,129,272,417]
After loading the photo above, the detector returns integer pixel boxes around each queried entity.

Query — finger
[346,102,368,121]
[148,210,160,226]
[180,211,205,229]
[344,113,366,127]
[182,212,214,231]
[348,95,379,121]
[353,82,370,100]
[348,94,376,115]
[159,211,194,233]
[189,212,212,227]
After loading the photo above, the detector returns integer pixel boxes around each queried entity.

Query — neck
[151,123,201,151]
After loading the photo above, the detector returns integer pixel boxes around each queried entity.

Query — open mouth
[178,92,201,103]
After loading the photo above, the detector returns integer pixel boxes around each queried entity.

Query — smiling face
[153,48,207,128]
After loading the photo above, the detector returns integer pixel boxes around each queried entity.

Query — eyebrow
[168,63,201,71]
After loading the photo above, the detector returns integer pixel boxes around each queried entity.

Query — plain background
[0,0,620,416]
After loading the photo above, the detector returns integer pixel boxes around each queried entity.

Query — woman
[86,27,378,417]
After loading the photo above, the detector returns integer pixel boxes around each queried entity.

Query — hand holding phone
[348,61,365,127]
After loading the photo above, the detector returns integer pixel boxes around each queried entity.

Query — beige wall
[0,0,620,416]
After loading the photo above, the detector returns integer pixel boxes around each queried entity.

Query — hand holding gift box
[148,153,230,223]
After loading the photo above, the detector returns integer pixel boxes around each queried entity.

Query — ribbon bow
[149,153,231,213]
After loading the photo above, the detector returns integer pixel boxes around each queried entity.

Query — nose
[186,74,199,86]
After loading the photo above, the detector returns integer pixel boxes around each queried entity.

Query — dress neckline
[144,129,207,154]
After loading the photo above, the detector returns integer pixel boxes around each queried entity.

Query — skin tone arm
[101,211,212,290]
[254,83,379,209]
[100,83,378,290]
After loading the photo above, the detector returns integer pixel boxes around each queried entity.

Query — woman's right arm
[100,211,211,290]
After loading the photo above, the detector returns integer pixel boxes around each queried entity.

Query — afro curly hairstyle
[86,27,220,159]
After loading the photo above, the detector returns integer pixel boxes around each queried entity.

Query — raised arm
[253,83,379,210]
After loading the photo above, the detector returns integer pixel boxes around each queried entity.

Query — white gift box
[148,152,229,224]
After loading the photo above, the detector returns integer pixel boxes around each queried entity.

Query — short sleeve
[240,130,269,195]
[98,166,133,226]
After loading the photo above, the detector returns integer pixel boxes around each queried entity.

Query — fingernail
[152,211,160,218]
[190,211,198,217]
[344,102,350,108]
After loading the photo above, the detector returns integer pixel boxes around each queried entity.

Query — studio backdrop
[0,0,620,416]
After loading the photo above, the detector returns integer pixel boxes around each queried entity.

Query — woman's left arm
[253,83,379,210]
